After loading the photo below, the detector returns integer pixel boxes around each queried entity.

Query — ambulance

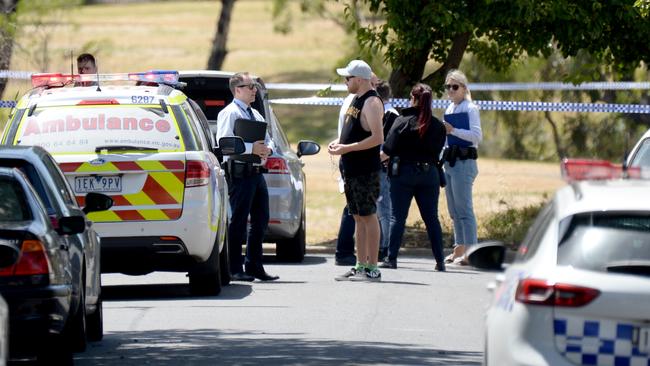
[1,71,243,296]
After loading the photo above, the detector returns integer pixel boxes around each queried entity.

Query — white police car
[627,128,650,167]
[470,159,650,366]
[1,71,244,296]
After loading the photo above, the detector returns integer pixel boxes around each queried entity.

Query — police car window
[13,106,184,153]
[188,99,215,149]
[0,159,56,216]
[2,108,25,144]
[630,138,650,167]
[0,178,32,221]
[42,154,76,206]
[181,102,208,150]
[514,202,554,262]
[171,105,199,151]
[558,213,650,275]
[269,109,290,151]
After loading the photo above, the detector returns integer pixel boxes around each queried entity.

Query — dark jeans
[387,162,444,264]
[335,205,356,261]
[228,172,269,274]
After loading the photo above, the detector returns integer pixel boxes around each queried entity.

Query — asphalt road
[75,253,496,366]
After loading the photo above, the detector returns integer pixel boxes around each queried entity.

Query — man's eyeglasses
[444,84,461,91]
[236,83,257,90]
[345,76,356,82]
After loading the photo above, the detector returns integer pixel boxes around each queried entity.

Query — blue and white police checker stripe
[268,97,650,114]
[554,317,650,366]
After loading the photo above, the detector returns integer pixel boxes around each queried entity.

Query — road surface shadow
[103,282,254,301]
[75,328,482,365]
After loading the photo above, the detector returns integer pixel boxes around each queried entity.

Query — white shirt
[216,98,274,163]
[444,99,482,148]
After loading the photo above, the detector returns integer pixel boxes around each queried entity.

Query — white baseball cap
[336,60,372,80]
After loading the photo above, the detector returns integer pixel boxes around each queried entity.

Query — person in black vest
[329,60,384,281]
[216,72,278,282]
[379,83,447,271]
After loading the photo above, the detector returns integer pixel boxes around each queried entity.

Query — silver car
[178,71,320,262]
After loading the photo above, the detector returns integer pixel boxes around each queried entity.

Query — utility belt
[387,157,446,187]
[223,160,268,179]
[442,145,478,167]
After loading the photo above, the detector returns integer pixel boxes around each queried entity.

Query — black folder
[232,118,268,163]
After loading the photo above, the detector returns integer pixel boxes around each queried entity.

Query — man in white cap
[328,59,384,281]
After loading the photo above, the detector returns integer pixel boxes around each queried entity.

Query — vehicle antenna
[95,58,101,92]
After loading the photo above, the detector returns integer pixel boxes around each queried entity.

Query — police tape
[2,70,650,90]
[269,97,650,114]
[265,81,650,91]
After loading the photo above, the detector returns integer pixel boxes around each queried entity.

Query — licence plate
[74,175,122,193]
[640,327,650,353]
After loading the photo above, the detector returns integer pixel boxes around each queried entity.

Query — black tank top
[340,90,381,177]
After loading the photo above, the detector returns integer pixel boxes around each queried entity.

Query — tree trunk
[207,0,236,70]
[544,111,566,159]
[0,0,18,99]
[387,46,431,98]
[421,32,471,93]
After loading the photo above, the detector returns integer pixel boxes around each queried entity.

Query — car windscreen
[630,138,650,167]
[0,178,32,221]
[11,105,186,153]
[558,213,650,276]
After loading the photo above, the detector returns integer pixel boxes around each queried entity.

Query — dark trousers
[335,205,356,260]
[387,163,444,264]
[228,172,269,274]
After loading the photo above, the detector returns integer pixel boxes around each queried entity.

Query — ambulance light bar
[561,158,644,181]
[31,70,180,88]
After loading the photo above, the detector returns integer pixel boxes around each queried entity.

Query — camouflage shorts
[344,171,380,216]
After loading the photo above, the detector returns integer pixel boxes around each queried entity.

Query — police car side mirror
[217,136,246,156]
[297,140,320,158]
[83,192,114,214]
[467,241,507,271]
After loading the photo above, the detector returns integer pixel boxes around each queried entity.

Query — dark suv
[179,70,320,262]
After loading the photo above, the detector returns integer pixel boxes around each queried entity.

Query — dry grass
[303,152,564,246]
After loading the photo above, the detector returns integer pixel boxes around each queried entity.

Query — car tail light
[515,278,600,307]
[0,239,50,276]
[185,160,210,187]
[265,157,289,174]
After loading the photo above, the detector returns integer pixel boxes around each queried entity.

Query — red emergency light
[31,71,180,88]
[561,158,642,181]
[31,73,78,88]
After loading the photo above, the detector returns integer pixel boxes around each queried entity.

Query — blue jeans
[335,205,356,260]
[377,169,391,254]
[444,159,478,246]
[387,162,444,264]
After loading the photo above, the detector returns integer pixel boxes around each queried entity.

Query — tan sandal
[445,244,466,264]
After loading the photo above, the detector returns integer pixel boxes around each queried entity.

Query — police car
[469,159,650,366]
[627,128,650,167]
[1,71,244,296]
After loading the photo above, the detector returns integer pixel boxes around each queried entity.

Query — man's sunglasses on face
[345,76,356,82]
[444,84,461,91]
[237,83,257,90]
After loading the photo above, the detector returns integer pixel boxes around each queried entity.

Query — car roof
[0,145,51,161]
[15,84,187,109]
[554,179,650,218]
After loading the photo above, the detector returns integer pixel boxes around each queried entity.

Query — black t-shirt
[340,90,382,177]
[382,107,446,164]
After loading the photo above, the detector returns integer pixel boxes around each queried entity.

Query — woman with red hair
[379,83,447,271]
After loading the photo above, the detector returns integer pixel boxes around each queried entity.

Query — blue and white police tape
[0,100,16,108]
[2,70,650,90]
[265,81,650,91]
[269,97,650,114]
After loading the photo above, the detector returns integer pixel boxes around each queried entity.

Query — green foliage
[482,201,548,249]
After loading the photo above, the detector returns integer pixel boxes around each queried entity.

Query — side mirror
[57,216,86,235]
[0,239,20,268]
[217,136,246,155]
[83,192,114,214]
[467,241,507,271]
[297,140,321,158]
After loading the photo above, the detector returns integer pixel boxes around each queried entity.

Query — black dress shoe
[231,272,255,282]
[247,271,279,281]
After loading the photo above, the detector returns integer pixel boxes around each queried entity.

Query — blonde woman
[442,70,482,265]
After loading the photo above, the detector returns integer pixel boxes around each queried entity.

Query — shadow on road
[76,328,482,366]
[103,282,254,301]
